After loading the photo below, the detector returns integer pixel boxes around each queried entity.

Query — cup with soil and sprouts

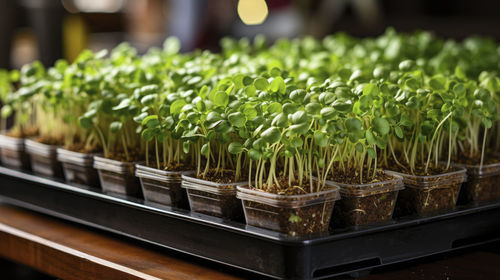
[453,112,500,205]
[233,125,341,236]
[176,88,250,221]
[181,140,247,221]
[80,88,144,197]
[9,62,68,178]
[382,83,470,217]
[133,100,194,209]
[0,68,37,170]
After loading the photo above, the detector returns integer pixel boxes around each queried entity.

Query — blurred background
[1,0,500,69]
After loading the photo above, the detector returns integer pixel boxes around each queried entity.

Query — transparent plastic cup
[57,148,100,188]
[25,139,63,178]
[453,161,500,204]
[236,181,340,236]
[329,174,404,228]
[135,164,192,209]
[386,168,466,217]
[93,156,142,198]
[181,174,245,220]
[0,133,30,170]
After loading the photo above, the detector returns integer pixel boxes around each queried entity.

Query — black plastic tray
[0,165,499,279]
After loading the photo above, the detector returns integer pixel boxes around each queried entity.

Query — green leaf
[363,83,379,96]
[213,91,229,106]
[366,130,376,145]
[261,127,281,143]
[243,107,258,120]
[290,123,309,135]
[290,137,303,148]
[482,118,492,128]
[345,118,362,132]
[269,77,286,94]
[140,94,157,106]
[267,102,282,114]
[429,76,446,91]
[314,131,328,147]
[248,148,262,160]
[355,143,364,153]
[394,126,404,138]
[141,128,155,142]
[1,105,13,118]
[367,147,377,158]
[133,112,148,123]
[372,117,390,135]
[201,143,209,156]
[78,116,92,129]
[228,112,246,128]
[228,142,244,154]
[170,99,187,115]
[254,78,269,91]
[142,115,160,128]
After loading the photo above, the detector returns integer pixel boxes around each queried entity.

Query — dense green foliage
[2,29,500,192]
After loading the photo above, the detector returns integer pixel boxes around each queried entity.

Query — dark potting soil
[381,159,456,176]
[34,135,64,146]
[243,199,335,236]
[326,168,401,227]
[453,154,500,165]
[65,142,101,154]
[145,161,195,172]
[188,188,243,220]
[396,181,461,216]
[243,178,336,235]
[327,164,393,184]
[197,169,247,184]
[105,150,143,163]
[333,190,398,228]
[459,174,500,204]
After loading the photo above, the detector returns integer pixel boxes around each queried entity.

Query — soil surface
[327,165,392,184]
[105,150,143,162]
[34,136,64,146]
[453,154,500,165]
[382,160,456,176]
[197,169,247,183]
[252,177,317,195]
[6,127,38,138]
[146,161,195,172]
[65,142,101,154]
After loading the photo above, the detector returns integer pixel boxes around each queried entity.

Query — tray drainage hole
[313,258,381,278]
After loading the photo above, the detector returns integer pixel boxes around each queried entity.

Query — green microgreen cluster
[2,29,500,193]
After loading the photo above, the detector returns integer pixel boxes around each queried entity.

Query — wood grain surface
[0,204,241,280]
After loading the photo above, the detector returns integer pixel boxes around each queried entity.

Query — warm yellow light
[237,0,268,25]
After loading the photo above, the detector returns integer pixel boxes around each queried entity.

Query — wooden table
[0,204,498,280]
